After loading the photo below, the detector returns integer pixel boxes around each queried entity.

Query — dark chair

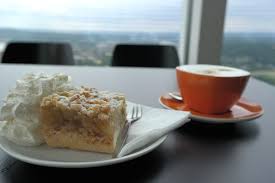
[111,44,180,68]
[1,42,75,65]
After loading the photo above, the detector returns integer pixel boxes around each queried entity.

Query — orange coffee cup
[176,64,250,114]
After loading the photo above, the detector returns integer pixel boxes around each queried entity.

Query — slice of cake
[40,87,127,153]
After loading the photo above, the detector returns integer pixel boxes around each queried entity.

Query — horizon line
[0,27,274,34]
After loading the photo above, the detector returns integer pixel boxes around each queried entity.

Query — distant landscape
[0,28,274,85]
[0,28,180,66]
[221,32,275,85]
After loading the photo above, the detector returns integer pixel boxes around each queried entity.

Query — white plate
[0,135,167,168]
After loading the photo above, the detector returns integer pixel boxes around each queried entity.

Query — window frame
[180,0,227,65]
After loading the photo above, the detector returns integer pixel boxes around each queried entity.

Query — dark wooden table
[0,64,274,183]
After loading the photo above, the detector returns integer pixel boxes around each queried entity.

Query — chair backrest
[111,44,180,68]
[1,42,75,65]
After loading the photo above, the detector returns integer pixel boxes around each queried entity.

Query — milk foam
[0,73,74,146]
[178,65,250,77]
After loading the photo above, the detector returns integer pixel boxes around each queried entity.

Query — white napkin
[117,102,190,157]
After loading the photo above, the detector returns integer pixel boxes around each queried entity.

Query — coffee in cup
[176,64,250,114]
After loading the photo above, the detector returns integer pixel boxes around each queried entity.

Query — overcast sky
[0,0,274,33]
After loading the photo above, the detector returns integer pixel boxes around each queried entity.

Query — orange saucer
[159,94,264,123]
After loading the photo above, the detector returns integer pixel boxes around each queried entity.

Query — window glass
[221,0,275,85]
[0,0,184,66]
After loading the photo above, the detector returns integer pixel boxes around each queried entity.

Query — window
[221,0,275,85]
[0,0,184,66]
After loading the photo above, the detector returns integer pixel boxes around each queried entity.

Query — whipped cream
[0,73,73,146]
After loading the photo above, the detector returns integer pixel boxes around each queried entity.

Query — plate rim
[0,135,167,168]
[159,97,264,123]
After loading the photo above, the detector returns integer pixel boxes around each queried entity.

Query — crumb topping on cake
[41,87,126,121]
